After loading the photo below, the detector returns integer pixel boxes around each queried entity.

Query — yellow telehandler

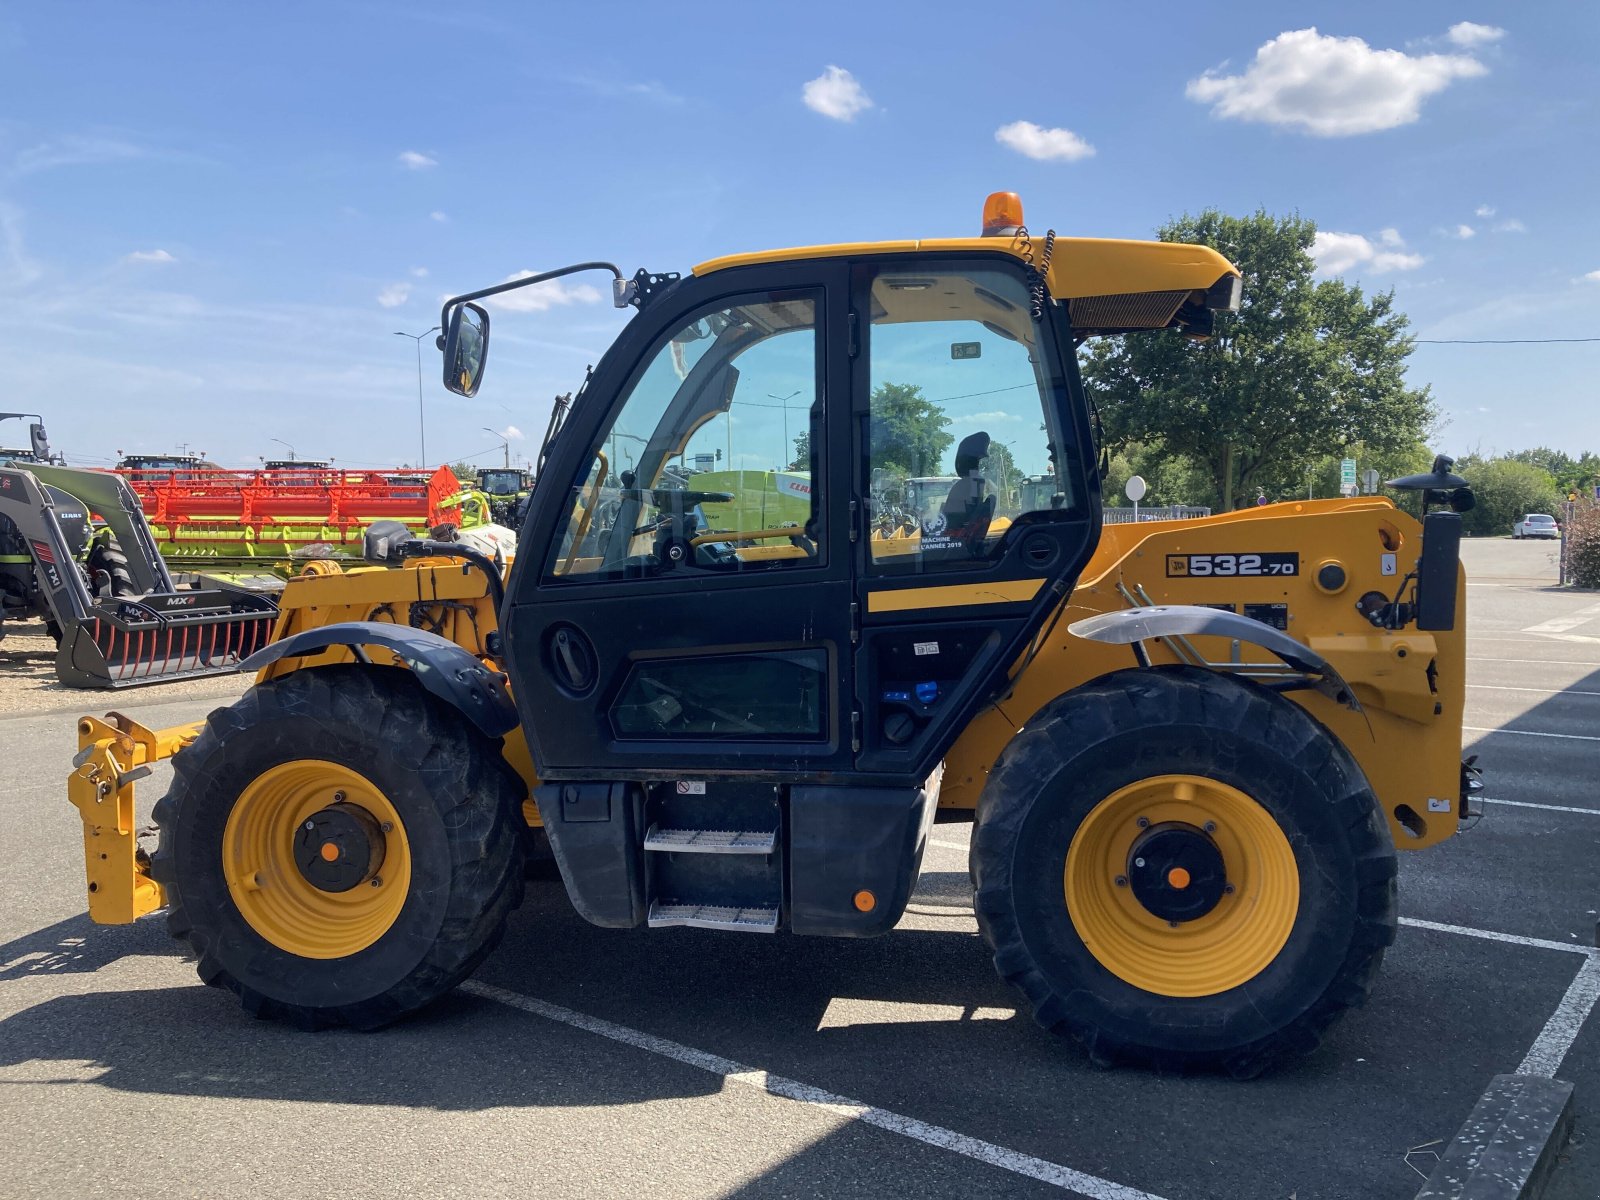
[68,194,1476,1075]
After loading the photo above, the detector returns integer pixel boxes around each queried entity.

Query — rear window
[1527,514,1555,524]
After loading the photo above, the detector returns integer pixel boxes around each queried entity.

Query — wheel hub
[293,802,386,893]
[1126,822,1227,922]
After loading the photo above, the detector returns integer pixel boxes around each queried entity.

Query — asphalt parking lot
[2,537,1596,1199]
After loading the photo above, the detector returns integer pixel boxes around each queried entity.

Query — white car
[1513,513,1560,539]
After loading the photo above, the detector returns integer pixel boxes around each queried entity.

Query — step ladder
[643,784,782,933]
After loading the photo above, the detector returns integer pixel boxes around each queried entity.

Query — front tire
[971,667,1396,1077]
[150,665,526,1029]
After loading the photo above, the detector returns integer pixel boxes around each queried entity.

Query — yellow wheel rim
[223,760,411,959]
[1064,774,1298,997]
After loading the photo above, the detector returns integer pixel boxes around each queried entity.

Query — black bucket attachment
[56,588,279,688]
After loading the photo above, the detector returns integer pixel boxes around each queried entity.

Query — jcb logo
[1166,555,1188,576]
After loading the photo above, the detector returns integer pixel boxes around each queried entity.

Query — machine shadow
[0,911,173,982]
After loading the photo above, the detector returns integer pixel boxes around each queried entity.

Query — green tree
[788,429,810,472]
[869,382,953,477]
[1457,457,1564,537]
[1081,210,1437,510]
[1102,440,1214,507]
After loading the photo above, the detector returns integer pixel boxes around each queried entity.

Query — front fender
[1068,604,1359,711]
[239,621,519,737]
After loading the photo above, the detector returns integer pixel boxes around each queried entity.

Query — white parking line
[461,980,1167,1200]
[1523,602,1600,635]
[930,837,968,852]
[1468,657,1600,667]
[1398,917,1598,958]
[1518,957,1600,1078]
[1468,683,1600,698]
[1484,797,1599,816]
[1464,725,1600,743]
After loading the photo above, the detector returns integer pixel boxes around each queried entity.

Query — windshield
[546,294,820,578]
[480,470,523,495]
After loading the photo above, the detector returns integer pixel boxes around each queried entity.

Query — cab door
[501,261,858,781]
[847,254,1100,781]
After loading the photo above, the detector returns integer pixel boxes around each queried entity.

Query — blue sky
[0,2,1595,470]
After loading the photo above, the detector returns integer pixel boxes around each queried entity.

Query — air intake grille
[1070,290,1190,333]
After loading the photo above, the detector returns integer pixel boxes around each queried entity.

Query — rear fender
[240,621,518,737]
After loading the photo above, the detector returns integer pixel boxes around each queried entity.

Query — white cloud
[499,425,524,440]
[13,136,148,176]
[0,201,41,288]
[377,282,411,308]
[486,270,603,312]
[1186,27,1488,136]
[398,150,438,170]
[1446,224,1476,239]
[410,266,429,278]
[1475,204,1496,217]
[125,249,176,264]
[1584,270,1600,284]
[429,210,449,223]
[1494,218,1527,233]
[1446,21,1506,48]
[802,66,873,122]
[567,75,685,105]
[965,410,1024,423]
[1312,229,1425,275]
[994,120,1096,162]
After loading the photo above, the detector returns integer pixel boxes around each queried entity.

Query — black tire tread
[86,536,138,599]
[149,664,525,1029]
[971,665,1397,1077]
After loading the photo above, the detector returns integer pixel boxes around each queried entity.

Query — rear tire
[971,666,1396,1077]
[86,536,138,599]
[150,664,526,1029]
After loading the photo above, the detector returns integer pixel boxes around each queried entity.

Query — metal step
[643,826,778,855]
[647,901,780,933]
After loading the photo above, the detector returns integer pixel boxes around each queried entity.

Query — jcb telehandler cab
[69,195,1473,1074]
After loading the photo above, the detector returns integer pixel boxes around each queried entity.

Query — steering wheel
[560,450,609,575]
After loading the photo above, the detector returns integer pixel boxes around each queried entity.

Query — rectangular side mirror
[441,301,491,397]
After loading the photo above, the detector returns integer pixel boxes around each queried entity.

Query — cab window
[545,292,822,580]
[865,264,1073,570]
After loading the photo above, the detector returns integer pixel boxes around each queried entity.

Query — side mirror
[29,422,51,460]
[440,301,490,397]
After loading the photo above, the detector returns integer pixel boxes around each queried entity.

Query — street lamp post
[394,327,441,467]
[270,438,296,462]
[768,390,801,469]
[481,427,510,469]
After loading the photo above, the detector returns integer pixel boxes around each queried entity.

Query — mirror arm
[438,262,626,342]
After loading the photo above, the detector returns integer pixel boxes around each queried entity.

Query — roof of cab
[693,236,1239,335]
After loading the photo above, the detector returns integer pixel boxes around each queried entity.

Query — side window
[866,265,1072,569]
[546,293,822,580]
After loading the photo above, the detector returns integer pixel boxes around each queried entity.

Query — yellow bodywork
[940,498,1466,850]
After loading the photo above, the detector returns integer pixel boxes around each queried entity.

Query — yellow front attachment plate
[68,713,199,923]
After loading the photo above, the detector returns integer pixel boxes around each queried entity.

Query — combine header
[119,463,484,571]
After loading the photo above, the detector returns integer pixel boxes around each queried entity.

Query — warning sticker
[913,641,940,656]
[675,781,707,795]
